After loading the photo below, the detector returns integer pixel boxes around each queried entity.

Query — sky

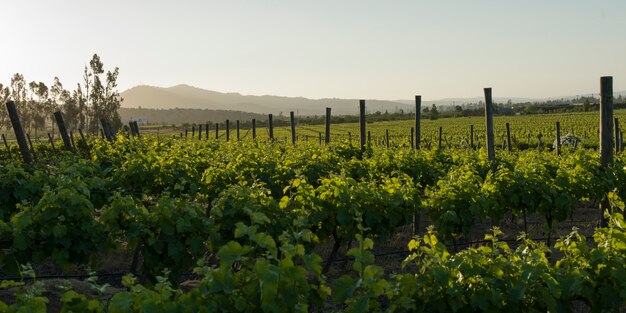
[1,1,625,101]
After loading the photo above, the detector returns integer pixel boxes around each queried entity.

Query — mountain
[120,84,626,118]
[120,84,413,116]
[118,107,266,125]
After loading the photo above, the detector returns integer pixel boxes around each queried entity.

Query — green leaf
[333,275,357,302]
[250,212,271,225]
[217,241,250,267]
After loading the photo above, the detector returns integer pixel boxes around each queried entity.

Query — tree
[49,77,65,134]
[33,82,49,136]
[0,84,9,129]
[583,99,590,112]
[10,73,27,120]
[82,54,123,133]
[430,104,439,120]
[62,89,82,129]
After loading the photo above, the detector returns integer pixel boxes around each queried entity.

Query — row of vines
[1,135,626,311]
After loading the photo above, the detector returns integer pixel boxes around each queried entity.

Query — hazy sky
[2,1,625,101]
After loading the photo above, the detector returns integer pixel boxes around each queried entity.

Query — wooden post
[5,101,33,164]
[128,121,135,136]
[53,111,75,153]
[615,117,620,153]
[78,129,88,150]
[225,121,232,141]
[325,107,331,144]
[252,119,256,139]
[600,76,614,226]
[198,124,202,140]
[555,121,561,156]
[47,133,57,156]
[26,133,37,161]
[185,129,188,138]
[100,118,112,142]
[107,119,116,138]
[290,111,296,145]
[319,132,322,145]
[215,123,219,140]
[236,120,240,141]
[506,122,512,152]
[192,125,195,139]
[2,134,12,159]
[70,131,76,150]
[268,114,274,141]
[134,121,141,138]
[484,88,496,162]
[410,127,414,149]
[415,95,421,149]
[470,125,475,149]
[359,100,366,151]
[205,123,209,139]
[383,129,389,148]
[600,77,614,167]
[438,127,443,150]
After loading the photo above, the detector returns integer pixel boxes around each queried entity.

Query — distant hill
[118,107,266,125]
[120,84,413,116]
[120,84,626,121]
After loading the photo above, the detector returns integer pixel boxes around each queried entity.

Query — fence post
[226,120,232,141]
[236,120,240,141]
[134,121,141,138]
[251,119,256,139]
[192,125,195,139]
[70,131,76,149]
[470,125,475,149]
[100,118,112,142]
[555,121,561,156]
[128,121,135,136]
[359,100,366,151]
[415,95,421,149]
[78,128,89,153]
[385,129,390,148]
[506,122,512,152]
[26,133,37,161]
[215,122,219,140]
[205,123,209,139]
[438,127,443,150]
[5,101,33,164]
[290,111,296,145]
[199,124,202,140]
[325,107,331,144]
[2,134,12,159]
[53,111,75,153]
[410,127,414,149]
[615,117,620,153]
[48,133,57,157]
[268,114,274,141]
[484,88,496,163]
[599,76,614,226]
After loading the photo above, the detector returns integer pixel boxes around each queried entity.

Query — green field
[1,110,626,311]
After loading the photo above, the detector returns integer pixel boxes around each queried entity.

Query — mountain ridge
[120,84,626,115]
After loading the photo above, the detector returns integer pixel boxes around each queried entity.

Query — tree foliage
[0,54,122,133]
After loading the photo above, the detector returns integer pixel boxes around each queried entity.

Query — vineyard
[1,89,626,311]
[0,134,625,311]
